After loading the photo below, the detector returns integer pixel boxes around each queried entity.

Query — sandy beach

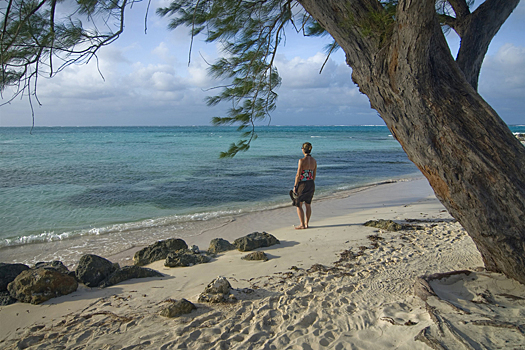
[1,178,524,349]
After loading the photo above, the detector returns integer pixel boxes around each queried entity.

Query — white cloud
[478,43,525,123]
[480,43,525,95]
[152,42,174,62]
[187,55,215,87]
[2,1,523,127]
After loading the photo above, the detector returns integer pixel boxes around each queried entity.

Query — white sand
[1,179,524,350]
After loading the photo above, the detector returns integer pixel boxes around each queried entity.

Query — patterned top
[300,169,314,181]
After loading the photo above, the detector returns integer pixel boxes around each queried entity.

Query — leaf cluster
[158,0,312,157]
[355,0,397,49]
[1,0,133,120]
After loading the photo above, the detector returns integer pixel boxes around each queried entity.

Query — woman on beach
[292,142,317,229]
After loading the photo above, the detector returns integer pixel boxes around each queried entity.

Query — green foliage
[156,1,402,157]
[357,1,397,49]
[1,0,130,110]
[157,0,307,157]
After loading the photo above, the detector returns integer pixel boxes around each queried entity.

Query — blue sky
[1,0,524,127]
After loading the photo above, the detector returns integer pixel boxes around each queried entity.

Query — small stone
[133,238,188,266]
[198,277,235,303]
[75,254,118,287]
[160,299,196,318]
[164,249,211,268]
[234,232,280,252]
[208,238,236,254]
[241,251,268,261]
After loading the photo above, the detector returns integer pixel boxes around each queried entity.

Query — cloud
[152,42,175,63]
[480,44,525,96]
[268,52,376,125]
[479,43,525,123]
[2,1,523,127]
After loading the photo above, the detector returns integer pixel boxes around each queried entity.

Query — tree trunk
[298,0,525,283]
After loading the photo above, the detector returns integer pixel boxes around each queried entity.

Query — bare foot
[295,225,306,230]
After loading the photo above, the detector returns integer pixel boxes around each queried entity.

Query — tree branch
[455,0,520,90]
[447,0,470,19]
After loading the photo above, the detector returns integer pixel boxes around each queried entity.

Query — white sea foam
[2,231,73,247]
[0,207,252,249]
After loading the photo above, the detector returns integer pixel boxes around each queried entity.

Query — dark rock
[133,238,188,266]
[0,291,17,305]
[159,298,196,317]
[364,219,425,231]
[234,232,280,252]
[99,266,163,288]
[208,238,236,254]
[241,251,269,261]
[0,263,30,291]
[8,268,78,304]
[164,249,211,268]
[364,219,404,231]
[198,277,236,303]
[75,254,119,287]
[34,261,69,274]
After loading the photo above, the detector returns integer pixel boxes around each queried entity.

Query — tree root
[414,270,525,349]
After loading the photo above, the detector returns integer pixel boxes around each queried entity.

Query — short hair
[302,142,313,154]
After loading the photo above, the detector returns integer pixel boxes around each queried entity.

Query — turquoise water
[0,125,522,262]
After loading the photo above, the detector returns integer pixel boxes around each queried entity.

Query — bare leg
[305,203,312,228]
[296,203,306,229]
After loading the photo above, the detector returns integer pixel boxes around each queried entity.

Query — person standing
[292,142,317,229]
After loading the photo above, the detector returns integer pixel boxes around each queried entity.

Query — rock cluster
[1,232,280,305]
[160,276,239,317]
[1,255,163,305]
[133,232,279,268]
[76,255,163,289]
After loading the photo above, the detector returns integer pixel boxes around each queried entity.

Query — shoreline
[0,175,422,268]
[2,178,524,349]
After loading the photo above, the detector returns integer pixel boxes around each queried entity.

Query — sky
[1,0,524,127]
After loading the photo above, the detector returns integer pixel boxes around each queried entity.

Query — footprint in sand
[319,330,336,346]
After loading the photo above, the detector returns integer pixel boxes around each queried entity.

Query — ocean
[1,125,523,266]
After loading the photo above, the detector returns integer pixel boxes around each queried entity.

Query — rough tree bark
[298,0,525,283]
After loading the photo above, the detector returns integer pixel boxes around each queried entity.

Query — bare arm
[294,159,303,188]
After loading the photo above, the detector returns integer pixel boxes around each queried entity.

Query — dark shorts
[293,180,315,207]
